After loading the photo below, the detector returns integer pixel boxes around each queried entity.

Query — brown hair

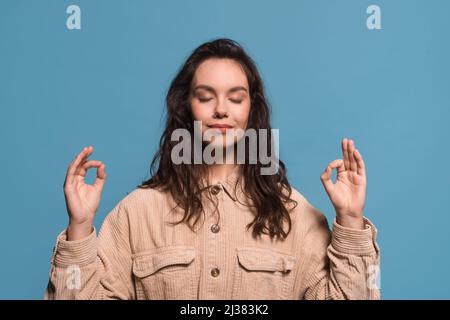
[138,38,297,240]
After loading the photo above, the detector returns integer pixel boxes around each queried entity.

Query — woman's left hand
[320,138,366,229]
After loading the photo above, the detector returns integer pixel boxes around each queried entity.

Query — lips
[208,124,233,129]
[208,124,234,133]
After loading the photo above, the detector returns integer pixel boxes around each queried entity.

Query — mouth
[207,124,234,134]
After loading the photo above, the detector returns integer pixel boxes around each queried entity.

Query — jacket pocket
[132,246,199,299]
[231,246,296,299]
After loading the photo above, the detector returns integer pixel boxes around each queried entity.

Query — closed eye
[198,97,213,103]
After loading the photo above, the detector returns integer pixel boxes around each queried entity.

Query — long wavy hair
[138,38,297,240]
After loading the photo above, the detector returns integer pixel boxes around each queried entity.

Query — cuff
[331,217,378,255]
[52,227,98,267]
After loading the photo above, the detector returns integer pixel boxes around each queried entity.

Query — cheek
[234,101,251,128]
[190,100,210,121]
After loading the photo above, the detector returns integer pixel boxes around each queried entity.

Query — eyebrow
[192,85,248,94]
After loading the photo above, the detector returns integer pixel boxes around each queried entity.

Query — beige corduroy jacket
[45,169,380,300]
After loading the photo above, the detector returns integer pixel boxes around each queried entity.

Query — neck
[207,163,239,185]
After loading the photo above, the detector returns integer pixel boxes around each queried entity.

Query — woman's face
[189,58,251,149]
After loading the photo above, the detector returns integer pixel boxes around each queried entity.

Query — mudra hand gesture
[64,146,107,240]
[320,138,366,230]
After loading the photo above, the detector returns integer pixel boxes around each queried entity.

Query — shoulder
[105,186,175,223]
[120,186,170,207]
[288,187,330,237]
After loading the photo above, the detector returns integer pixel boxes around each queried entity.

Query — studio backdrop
[0,0,449,299]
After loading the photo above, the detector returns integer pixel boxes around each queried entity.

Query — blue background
[1,0,449,299]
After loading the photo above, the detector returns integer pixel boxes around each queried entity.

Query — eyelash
[198,97,243,104]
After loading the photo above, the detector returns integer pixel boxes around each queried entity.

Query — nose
[213,98,228,119]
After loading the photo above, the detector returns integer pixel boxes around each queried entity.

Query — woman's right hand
[63,146,107,240]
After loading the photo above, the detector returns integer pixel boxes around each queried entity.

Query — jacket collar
[203,166,242,201]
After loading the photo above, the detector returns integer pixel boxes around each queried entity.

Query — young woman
[45,38,380,300]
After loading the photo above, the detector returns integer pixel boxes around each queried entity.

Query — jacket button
[211,224,220,233]
[210,185,221,195]
[211,267,220,277]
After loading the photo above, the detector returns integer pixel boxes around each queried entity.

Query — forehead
[192,58,249,90]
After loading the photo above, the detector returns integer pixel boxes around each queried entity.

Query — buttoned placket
[198,170,240,299]
[203,182,225,299]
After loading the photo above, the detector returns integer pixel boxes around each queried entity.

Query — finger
[349,140,358,172]
[94,163,107,190]
[76,160,103,177]
[323,159,345,174]
[354,148,366,176]
[320,165,334,194]
[67,146,94,185]
[320,159,344,194]
[330,158,346,175]
[342,138,350,171]
[67,147,91,179]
